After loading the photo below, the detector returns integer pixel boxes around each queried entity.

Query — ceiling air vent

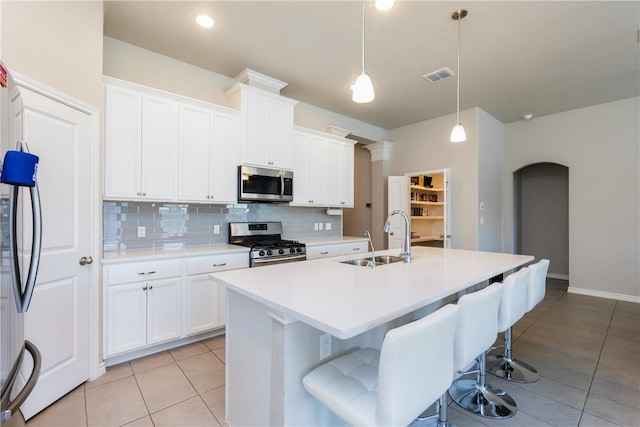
[423,67,455,83]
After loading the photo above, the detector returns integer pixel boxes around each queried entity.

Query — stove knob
[289,248,295,254]
[259,250,265,257]
[279,249,285,255]
[296,247,302,253]
[267,250,273,256]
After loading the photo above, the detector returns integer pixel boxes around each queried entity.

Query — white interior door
[387,176,410,249]
[17,85,91,419]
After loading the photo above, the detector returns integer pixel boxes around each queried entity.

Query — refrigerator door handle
[9,141,42,314]
[0,340,42,422]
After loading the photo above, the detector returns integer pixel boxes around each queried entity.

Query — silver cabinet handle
[142,285,148,291]
[213,263,227,267]
[79,256,93,266]
[137,271,156,275]
[320,251,329,255]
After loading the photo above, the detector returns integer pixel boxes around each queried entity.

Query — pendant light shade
[351,72,375,103]
[352,0,375,103]
[450,123,467,142]
[374,0,395,11]
[450,9,467,142]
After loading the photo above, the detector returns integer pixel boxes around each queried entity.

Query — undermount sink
[340,255,404,267]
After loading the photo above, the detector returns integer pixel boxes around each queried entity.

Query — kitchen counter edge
[102,244,249,264]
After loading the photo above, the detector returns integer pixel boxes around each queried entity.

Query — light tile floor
[26,283,639,427]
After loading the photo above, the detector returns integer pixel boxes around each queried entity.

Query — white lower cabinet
[105,259,182,357]
[184,253,248,335]
[104,252,248,358]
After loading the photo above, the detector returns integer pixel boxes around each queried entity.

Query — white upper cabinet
[104,82,178,201]
[226,83,297,170]
[327,137,356,208]
[292,127,355,208]
[178,102,239,203]
[292,128,328,206]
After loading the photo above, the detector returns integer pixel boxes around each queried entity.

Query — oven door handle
[252,254,307,267]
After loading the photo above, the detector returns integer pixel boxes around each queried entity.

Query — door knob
[79,256,93,266]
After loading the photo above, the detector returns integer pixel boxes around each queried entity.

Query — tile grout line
[575,299,619,427]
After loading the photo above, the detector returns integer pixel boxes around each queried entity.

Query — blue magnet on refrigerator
[1,149,39,187]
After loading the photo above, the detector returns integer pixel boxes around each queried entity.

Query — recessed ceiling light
[194,12,215,29]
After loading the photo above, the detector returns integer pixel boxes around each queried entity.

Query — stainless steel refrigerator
[0,60,43,427]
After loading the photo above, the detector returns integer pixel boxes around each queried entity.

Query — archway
[514,162,569,286]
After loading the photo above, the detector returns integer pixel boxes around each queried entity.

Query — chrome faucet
[383,210,412,263]
[365,230,375,268]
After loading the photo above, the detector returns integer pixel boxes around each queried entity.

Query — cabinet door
[210,111,239,203]
[293,131,328,206]
[185,274,221,335]
[106,282,147,356]
[104,85,142,199]
[141,95,177,200]
[267,98,294,169]
[240,90,269,167]
[178,103,211,202]
[328,138,354,207]
[146,277,182,345]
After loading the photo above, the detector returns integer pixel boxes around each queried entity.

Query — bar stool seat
[303,304,460,427]
[448,282,518,419]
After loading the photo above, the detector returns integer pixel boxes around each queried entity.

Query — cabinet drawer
[105,259,182,285]
[306,244,343,260]
[341,242,368,255]
[186,253,248,275]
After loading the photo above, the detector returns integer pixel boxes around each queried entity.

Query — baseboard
[567,287,640,303]
[547,273,569,280]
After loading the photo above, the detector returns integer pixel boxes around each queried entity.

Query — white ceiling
[104,1,639,130]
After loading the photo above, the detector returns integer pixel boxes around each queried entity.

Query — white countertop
[102,244,249,263]
[211,246,534,339]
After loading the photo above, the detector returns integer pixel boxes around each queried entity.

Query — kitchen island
[211,246,533,426]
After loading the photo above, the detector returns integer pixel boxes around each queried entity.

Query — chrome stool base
[486,354,540,383]
[449,379,517,419]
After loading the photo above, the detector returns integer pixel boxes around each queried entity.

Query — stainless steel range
[229,222,306,267]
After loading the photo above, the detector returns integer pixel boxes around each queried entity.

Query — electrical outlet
[320,334,332,359]
[314,223,319,231]
[480,216,485,225]
[213,224,220,234]
[137,226,146,238]
[325,223,332,231]
[318,223,323,231]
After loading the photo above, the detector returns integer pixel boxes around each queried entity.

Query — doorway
[514,162,569,283]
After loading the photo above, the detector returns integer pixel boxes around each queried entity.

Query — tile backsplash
[103,202,342,252]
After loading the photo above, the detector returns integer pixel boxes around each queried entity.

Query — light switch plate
[325,223,332,231]
[213,224,220,234]
[138,226,146,238]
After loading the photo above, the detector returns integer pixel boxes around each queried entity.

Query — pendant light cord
[456,13,461,124]
[361,0,366,73]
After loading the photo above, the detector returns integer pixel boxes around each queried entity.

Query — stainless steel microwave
[238,165,293,202]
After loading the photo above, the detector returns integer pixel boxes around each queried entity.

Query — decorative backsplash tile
[103,201,342,252]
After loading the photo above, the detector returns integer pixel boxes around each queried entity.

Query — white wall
[103,37,388,142]
[504,97,640,300]
[1,1,103,107]
[388,108,478,250]
[477,108,505,252]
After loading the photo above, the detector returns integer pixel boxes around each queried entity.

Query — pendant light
[374,0,395,12]
[450,9,467,142]
[351,0,375,103]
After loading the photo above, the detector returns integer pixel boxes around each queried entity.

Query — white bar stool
[303,304,460,427]
[486,268,538,382]
[488,259,549,382]
[448,282,518,419]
